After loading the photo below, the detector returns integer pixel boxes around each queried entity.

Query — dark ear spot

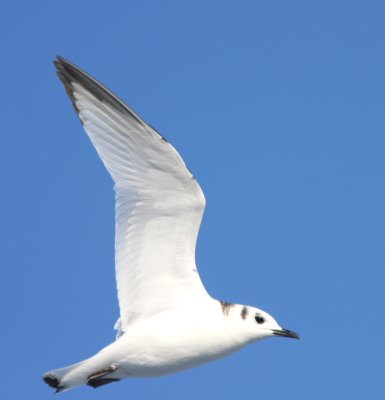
[241,306,248,320]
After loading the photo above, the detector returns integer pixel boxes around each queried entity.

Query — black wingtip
[53,56,83,115]
[53,55,71,73]
[53,56,66,76]
[55,55,66,63]
[54,56,82,75]
[54,55,64,66]
[53,56,145,126]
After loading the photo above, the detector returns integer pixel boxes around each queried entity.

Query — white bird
[43,57,299,393]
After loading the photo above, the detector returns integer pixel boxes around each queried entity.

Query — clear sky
[1,1,384,399]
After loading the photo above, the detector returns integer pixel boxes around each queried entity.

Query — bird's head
[242,305,299,341]
[220,302,299,342]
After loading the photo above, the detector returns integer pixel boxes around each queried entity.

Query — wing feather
[54,57,208,334]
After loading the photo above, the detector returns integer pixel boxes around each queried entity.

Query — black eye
[255,314,265,324]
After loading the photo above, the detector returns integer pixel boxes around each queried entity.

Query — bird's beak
[272,328,300,339]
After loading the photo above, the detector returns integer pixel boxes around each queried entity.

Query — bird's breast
[111,306,246,377]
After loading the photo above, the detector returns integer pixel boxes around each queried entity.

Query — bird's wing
[54,57,209,334]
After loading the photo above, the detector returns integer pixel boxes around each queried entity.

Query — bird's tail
[43,360,86,393]
[43,352,121,393]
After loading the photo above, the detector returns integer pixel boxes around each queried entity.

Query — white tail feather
[43,360,86,392]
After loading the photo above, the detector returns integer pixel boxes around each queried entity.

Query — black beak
[272,328,300,339]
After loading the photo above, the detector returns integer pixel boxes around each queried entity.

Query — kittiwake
[43,57,299,393]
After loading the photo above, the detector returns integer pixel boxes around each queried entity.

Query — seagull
[43,57,299,393]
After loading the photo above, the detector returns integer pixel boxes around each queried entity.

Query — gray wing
[54,57,209,335]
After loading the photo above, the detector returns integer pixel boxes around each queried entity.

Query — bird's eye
[255,314,265,324]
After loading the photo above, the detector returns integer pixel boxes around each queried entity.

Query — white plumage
[72,77,208,333]
[43,57,299,393]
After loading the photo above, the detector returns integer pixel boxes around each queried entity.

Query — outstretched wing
[54,57,209,335]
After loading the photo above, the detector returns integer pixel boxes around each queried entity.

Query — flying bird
[43,57,299,393]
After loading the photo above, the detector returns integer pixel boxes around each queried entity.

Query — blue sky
[2,1,384,399]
